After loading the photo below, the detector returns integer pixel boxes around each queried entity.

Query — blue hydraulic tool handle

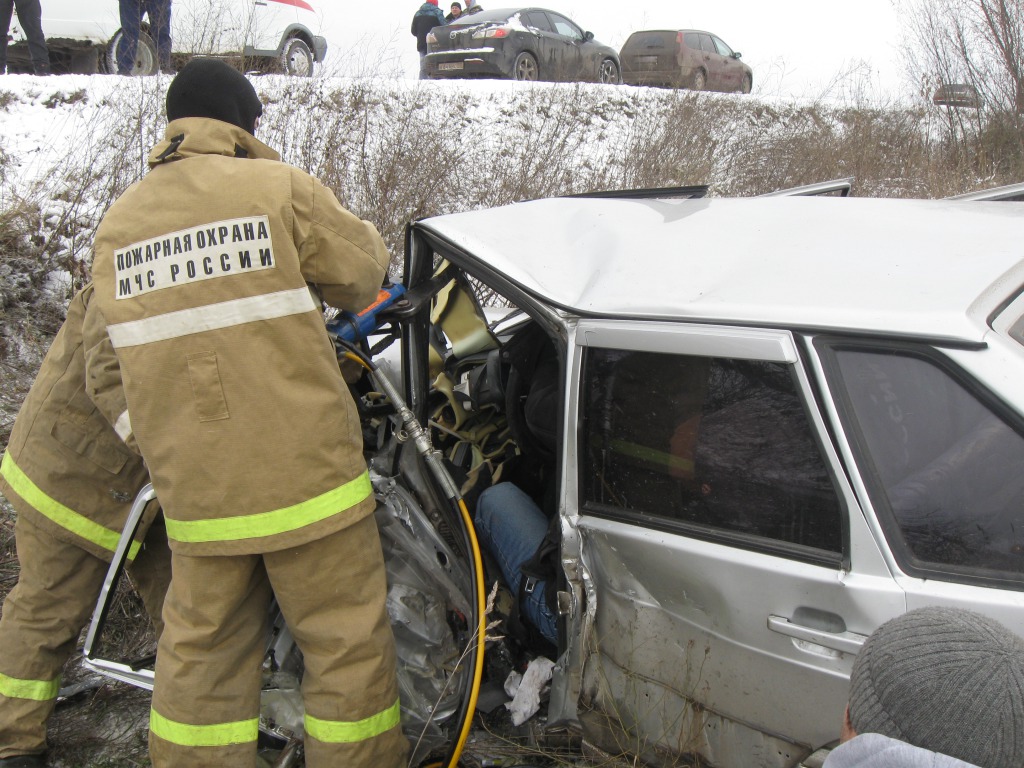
[326,282,407,343]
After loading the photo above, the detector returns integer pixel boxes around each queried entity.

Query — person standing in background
[411,0,445,80]
[117,0,171,74]
[0,0,49,74]
[445,2,461,22]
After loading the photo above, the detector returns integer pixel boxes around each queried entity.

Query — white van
[7,0,327,76]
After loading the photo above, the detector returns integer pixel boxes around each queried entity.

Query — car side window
[548,13,583,41]
[827,346,1024,583]
[698,34,717,54]
[580,349,843,556]
[712,36,734,57]
[683,32,701,50]
[522,11,553,33]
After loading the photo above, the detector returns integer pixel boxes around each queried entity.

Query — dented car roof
[417,196,1024,343]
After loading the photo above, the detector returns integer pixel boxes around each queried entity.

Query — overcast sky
[315,0,908,100]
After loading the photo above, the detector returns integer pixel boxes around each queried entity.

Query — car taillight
[471,26,510,40]
[426,31,437,44]
[677,31,683,44]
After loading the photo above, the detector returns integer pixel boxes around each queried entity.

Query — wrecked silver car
[86,191,1024,767]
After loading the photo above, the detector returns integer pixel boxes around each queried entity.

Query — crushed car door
[566,320,905,768]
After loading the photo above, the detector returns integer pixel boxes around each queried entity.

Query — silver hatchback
[402,192,1024,766]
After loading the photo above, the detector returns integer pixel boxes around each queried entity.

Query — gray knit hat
[848,606,1024,768]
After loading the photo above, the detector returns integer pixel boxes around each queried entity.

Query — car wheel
[741,74,752,94]
[599,58,620,85]
[280,37,315,77]
[513,51,538,81]
[692,69,707,91]
[106,29,158,75]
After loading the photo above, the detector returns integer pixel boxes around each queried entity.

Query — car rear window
[447,9,517,25]
[623,31,677,51]
[826,344,1024,586]
[580,349,843,557]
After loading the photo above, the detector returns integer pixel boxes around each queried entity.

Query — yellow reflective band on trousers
[0,453,142,560]
[609,437,695,476]
[0,670,60,702]
[150,708,259,747]
[304,698,401,744]
[163,471,373,544]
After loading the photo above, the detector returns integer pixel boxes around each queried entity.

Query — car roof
[624,29,718,39]
[448,7,557,22]
[415,196,1024,343]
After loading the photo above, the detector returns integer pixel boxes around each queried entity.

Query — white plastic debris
[504,656,555,726]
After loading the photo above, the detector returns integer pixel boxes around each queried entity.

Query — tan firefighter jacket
[86,118,390,556]
[0,284,154,561]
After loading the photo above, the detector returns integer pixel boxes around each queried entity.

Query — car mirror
[584,31,594,41]
[732,51,743,59]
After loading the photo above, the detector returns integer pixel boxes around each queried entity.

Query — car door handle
[768,614,867,655]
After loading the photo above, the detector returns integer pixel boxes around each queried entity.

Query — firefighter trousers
[148,513,408,768]
[0,514,171,759]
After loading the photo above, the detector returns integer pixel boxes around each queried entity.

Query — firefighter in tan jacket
[85,59,408,767]
[0,284,171,768]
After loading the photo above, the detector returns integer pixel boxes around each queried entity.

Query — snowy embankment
[1,72,921,280]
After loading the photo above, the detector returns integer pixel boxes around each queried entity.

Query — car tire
[105,30,158,75]
[280,36,315,77]
[741,74,752,94]
[599,58,620,85]
[691,69,707,91]
[513,51,538,81]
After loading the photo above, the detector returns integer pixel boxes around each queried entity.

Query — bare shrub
[615,93,716,190]
[898,0,1024,182]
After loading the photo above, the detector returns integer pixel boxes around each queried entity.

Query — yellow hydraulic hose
[448,495,486,768]
[341,348,486,768]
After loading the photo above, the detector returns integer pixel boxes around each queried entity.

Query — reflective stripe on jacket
[0,285,150,561]
[87,118,390,556]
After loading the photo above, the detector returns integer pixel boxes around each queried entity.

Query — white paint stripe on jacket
[107,288,318,348]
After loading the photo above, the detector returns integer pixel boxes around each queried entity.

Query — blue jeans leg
[143,0,171,70]
[117,0,141,74]
[475,483,558,645]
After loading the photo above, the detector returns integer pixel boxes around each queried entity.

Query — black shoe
[0,755,46,767]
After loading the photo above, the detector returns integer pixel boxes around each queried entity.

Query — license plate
[439,62,464,71]
[638,55,659,70]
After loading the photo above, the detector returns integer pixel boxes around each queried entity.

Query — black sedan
[425,7,620,83]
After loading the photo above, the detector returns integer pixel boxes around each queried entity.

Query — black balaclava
[165,58,263,135]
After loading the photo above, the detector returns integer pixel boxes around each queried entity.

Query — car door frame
[696,31,729,90]
[709,34,743,90]
[518,9,557,78]
[543,10,586,81]
[557,318,907,767]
